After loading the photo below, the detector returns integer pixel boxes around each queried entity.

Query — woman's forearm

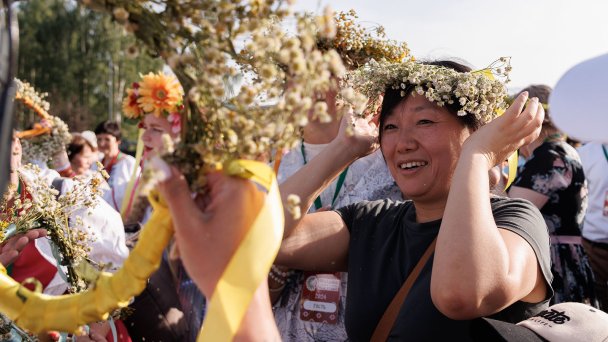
[280,138,356,238]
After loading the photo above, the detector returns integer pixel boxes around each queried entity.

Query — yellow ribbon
[0,192,173,333]
[0,160,284,341]
[120,128,145,218]
[0,159,283,341]
[505,150,518,189]
[198,160,284,341]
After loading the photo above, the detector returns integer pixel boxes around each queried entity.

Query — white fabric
[273,141,401,342]
[578,142,608,243]
[276,142,402,210]
[550,53,608,143]
[18,169,129,295]
[96,154,139,212]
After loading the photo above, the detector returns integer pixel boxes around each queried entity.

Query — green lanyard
[602,144,608,163]
[301,141,348,210]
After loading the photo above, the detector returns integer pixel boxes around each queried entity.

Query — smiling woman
[275,59,552,341]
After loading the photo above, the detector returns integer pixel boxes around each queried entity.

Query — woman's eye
[417,119,434,125]
[383,123,397,131]
[153,128,164,133]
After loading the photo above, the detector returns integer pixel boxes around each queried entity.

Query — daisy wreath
[347,57,512,125]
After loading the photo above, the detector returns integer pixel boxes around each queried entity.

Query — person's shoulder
[336,198,409,232]
[121,153,137,162]
[490,195,538,212]
[117,153,137,168]
[577,142,603,158]
[338,198,409,218]
[490,196,547,236]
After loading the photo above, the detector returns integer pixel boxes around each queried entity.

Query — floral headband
[347,58,512,125]
[316,9,410,69]
[13,79,72,164]
[122,72,185,134]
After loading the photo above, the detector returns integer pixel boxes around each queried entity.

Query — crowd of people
[2,58,608,342]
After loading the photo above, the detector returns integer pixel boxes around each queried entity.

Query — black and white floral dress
[514,140,598,307]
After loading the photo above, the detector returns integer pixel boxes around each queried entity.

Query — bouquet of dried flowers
[14,79,72,165]
[0,164,109,293]
[317,9,410,69]
[83,1,373,193]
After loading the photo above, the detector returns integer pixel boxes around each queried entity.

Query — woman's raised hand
[462,91,544,169]
[156,168,264,297]
[332,108,380,161]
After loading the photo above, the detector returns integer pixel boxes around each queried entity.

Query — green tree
[16,0,162,137]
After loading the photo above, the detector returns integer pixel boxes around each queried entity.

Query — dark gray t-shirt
[336,196,553,341]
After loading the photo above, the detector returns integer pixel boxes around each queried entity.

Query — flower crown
[347,58,512,125]
[317,9,410,69]
[13,79,72,164]
[122,72,184,133]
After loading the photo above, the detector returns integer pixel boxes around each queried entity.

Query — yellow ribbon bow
[198,160,284,341]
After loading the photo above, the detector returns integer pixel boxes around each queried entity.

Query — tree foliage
[16,0,162,133]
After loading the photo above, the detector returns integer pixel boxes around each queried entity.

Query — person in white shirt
[579,142,608,310]
[94,120,139,213]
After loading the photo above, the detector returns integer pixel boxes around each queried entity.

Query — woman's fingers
[0,250,19,265]
[504,91,529,120]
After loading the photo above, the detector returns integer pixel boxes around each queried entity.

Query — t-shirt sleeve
[334,199,392,234]
[513,146,569,197]
[492,197,553,298]
[335,201,366,233]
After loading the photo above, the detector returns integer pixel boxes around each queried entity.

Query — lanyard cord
[300,141,348,210]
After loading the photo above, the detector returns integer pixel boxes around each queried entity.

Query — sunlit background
[295,0,608,91]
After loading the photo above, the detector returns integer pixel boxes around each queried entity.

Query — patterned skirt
[550,240,600,308]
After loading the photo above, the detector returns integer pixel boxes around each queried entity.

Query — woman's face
[141,114,177,157]
[71,144,94,176]
[96,133,119,157]
[380,94,472,204]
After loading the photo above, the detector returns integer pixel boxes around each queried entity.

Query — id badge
[299,272,341,324]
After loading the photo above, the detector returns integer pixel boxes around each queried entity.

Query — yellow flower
[137,72,183,117]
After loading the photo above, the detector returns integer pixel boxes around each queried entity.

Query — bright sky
[293,0,608,91]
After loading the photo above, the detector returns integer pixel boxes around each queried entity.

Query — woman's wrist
[328,136,365,165]
[268,265,291,290]
[460,143,497,172]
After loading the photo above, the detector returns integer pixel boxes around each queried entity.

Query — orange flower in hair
[137,72,183,117]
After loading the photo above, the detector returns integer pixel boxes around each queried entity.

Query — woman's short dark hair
[67,135,94,161]
[94,120,121,141]
[378,60,481,143]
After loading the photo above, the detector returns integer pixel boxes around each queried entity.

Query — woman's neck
[103,149,120,163]
[413,200,447,223]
